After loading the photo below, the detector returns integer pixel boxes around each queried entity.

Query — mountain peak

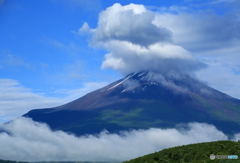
[106,71,210,97]
[23,71,240,136]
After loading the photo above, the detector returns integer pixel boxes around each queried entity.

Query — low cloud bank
[0,117,239,162]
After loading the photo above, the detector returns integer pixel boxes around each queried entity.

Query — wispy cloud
[0,0,4,6]
[210,0,237,4]
[0,79,108,122]
[0,117,239,162]
[0,79,64,122]
[196,60,240,99]
[184,0,235,4]
[69,0,102,12]
[44,38,82,57]
[51,0,102,13]
[0,51,34,70]
[183,0,240,11]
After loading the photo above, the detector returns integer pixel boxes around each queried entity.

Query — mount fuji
[23,71,240,136]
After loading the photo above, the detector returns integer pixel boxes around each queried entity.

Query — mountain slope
[23,71,240,136]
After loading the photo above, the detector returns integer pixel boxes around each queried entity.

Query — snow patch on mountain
[121,71,190,94]
[107,75,132,90]
[105,71,221,97]
[122,80,141,91]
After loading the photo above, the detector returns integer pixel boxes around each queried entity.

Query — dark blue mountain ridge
[23,71,240,136]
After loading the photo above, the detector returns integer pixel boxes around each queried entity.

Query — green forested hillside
[0,161,117,163]
[1,141,240,163]
[123,140,240,163]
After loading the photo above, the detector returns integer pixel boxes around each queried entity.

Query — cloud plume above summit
[78,3,206,75]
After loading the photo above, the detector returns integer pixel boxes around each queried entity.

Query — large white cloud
[77,2,240,99]
[78,3,205,75]
[91,3,172,47]
[0,117,239,162]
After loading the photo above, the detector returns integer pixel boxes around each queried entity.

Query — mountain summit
[23,71,240,136]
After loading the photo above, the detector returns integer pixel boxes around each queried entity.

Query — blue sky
[0,0,240,122]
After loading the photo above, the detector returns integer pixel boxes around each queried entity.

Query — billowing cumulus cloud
[0,117,239,162]
[79,3,205,75]
[91,3,172,47]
